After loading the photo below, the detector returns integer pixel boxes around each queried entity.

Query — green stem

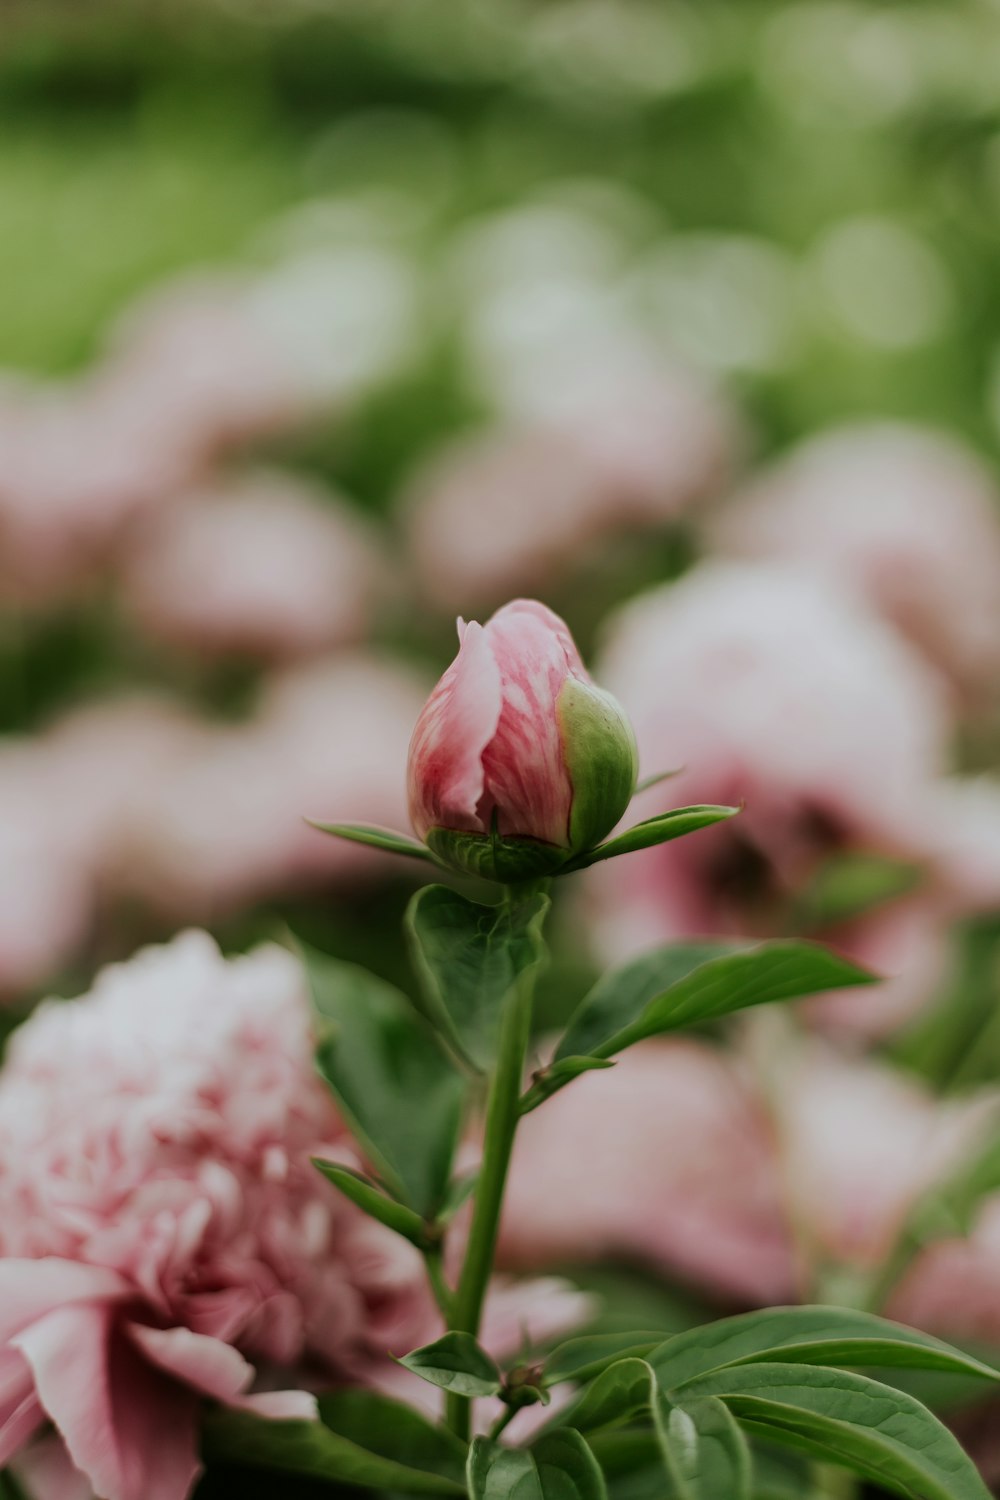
[446,889,543,1439]
[487,1405,517,1442]
[423,1242,454,1325]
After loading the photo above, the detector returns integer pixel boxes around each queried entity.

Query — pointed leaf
[307,820,436,862]
[468,1431,607,1500]
[555,942,875,1065]
[202,1392,465,1494]
[400,1333,503,1398]
[650,1306,1000,1392]
[521,1057,616,1115]
[312,1160,430,1247]
[684,1363,991,1500]
[564,806,738,872]
[406,887,550,1070]
[304,947,464,1216]
[635,768,684,794]
[654,1393,751,1500]
[545,1331,663,1386]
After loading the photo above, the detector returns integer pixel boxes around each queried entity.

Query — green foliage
[468,1431,608,1500]
[202,1393,466,1494]
[311,1159,431,1247]
[558,677,639,856]
[553,941,875,1069]
[654,1394,752,1500]
[304,946,464,1217]
[406,886,550,1070]
[400,1333,503,1398]
[562,806,739,872]
[308,822,438,864]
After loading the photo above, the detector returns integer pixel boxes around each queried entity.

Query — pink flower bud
[407,599,637,881]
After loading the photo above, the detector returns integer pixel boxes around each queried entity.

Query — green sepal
[558,678,638,854]
[306,821,437,863]
[425,826,569,882]
[311,1159,431,1248]
[562,805,739,872]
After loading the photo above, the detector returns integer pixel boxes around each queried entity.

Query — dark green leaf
[653,1393,751,1500]
[682,1362,991,1500]
[306,821,436,863]
[564,1357,656,1434]
[406,886,549,1070]
[650,1305,1000,1391]
[563,806,738,872]
[311,1159,430,1247]
[400,1332,503,1397]
[203,1393,465,1495]
[556,941,875,1065]
[468,1431,608,1500]
[520,1056,616,1115]
[304,947,464,1215]
[545,1331,663,1386]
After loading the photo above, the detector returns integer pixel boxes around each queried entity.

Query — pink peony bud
[407,599,637,880]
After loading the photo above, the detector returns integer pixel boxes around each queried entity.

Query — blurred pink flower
[586,562,991,1036]
[0,932,588,1499]
[893,1198,1000,1345]
[502,1040,796,1305]
[120,471,386,661]
[711,423,1000,702]
[122,655,429,920]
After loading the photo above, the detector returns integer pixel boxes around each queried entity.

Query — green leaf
[545,1331,663,1386]
[634,768,684,794]
[306,820,436,862]
[794,850,922,930]
[683,1362,991,1500]
[564,1357,656,1434]
[202,1392,466,1495]
[304,947,464,1216]
[311,1159,430,1246]
[563,806,739,872]
[406,886,550,1070]
[649,1305,1000,1391]
[653,1393,752,1500]
[399,1332,503,1398]
[520,1056,616,1115]
[468,1431,608,1500]
[555,941,875,1066]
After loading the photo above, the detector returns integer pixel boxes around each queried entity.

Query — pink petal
[479,600,579,845]
[125,1323,253,1403]
[13,1303,202,1500]
[231,1389,319,1420]
[12,1436,93,1500]
[0,1259,128,1343]
[0,1348,44,1468]
[407,618,503,839]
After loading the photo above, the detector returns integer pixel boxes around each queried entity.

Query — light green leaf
[520,1056,616,1115]
[400,1332,503,1398]
[311,1159,430,1246]
[304,947,464,1216]
[406,886,550,1070]
[650,1305,1000,1391]
[654,1393,752,1500]
[468,1431,608,1500]
[545,1331,663,1386]
[563,806,738,872]
[202,1391,466,1494]
[683,1362,991,1500]
[307,820,436,863]
[555,942,874,1065]
[794,850,921,931]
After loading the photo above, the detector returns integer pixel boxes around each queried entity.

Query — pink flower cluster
[0,656,426,999]
[0,933,587,1500]
[586,560,1000,1036]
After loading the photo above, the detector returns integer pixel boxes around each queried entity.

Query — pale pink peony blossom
[407,599,636,878]
[0,933,588,1499]
[119,471,386,661]
[502,1040,796,1304]
[711,423,1000,702]
[587,562,988,1036]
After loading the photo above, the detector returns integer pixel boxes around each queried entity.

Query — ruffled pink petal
[0,1259,128,1344]
[125,1323,253,1403]
[479,600,579,845]
[13,1303,201,1500]
[0,1346,44,1467]
[407,618,503,839]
